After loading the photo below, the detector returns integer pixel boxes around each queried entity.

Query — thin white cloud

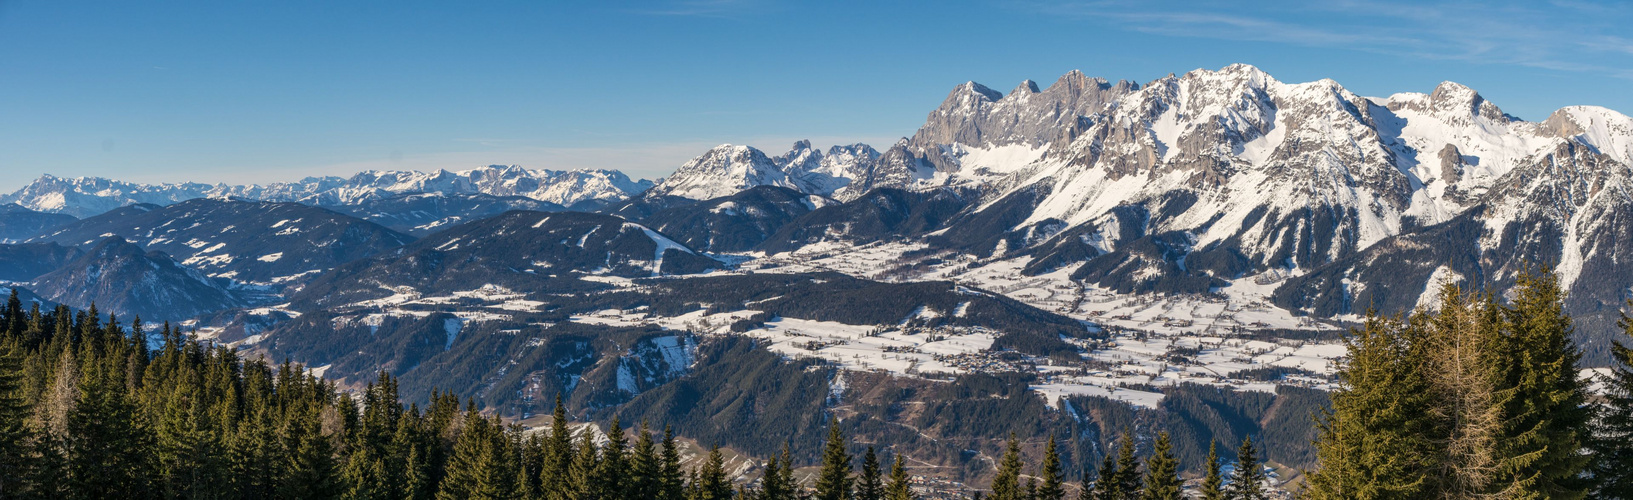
[1021,0,1633,79]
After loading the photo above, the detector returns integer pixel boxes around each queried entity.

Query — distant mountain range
[3,64,1630,349]
[0,165,652,218]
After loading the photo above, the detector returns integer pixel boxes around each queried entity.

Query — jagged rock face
[0,166,652,218]
[774,141,881,199]
[29,199,414,284]
[663,67,1631,319]
[909,71,1139,150]
[31,237,245,322]
[0,204,77,243]
[308,166,650,209]
[0,176,225,218]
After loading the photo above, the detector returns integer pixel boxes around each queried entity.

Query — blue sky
[3,0,1632,192]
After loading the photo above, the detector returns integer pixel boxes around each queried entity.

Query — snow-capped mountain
[643,145,800,201]
[324,191,565,236]
[29,199,414,285]
[30,237,247,322]
[638,64,1632,355]
[0,165,653,218]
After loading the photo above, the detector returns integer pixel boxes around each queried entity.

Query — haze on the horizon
[3,0,1632,193]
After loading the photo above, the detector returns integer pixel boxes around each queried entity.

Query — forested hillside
[4,267,1633,499]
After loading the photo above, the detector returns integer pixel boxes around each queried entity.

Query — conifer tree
[696,444,732,500]
[1139,432,1179,500]
[543,395,574,500]
[1305,312,1440,499]
[1487,268,1592,498]
[569,428,600,500]
[885,454,913,500]
[661,426,686,500]
[1425,286,1502,497]
[1227,436,1267,500]
[1112,432,1141,500]
[65,356,153,499]
[1091,450,1118,500]
[0,340,31,497]
[1589,300,1633,498]
[814,422,853,500]
[281,406,341,499]
[989,434,1023,500]
[596,418,629,499]
[1036,436,1064,500]
[631,422,662,500]
[438,412,520,500]
[762,445,794,500]
[858,446,883,500]
[1077,465,1096,500]
[1199,441,1223,500]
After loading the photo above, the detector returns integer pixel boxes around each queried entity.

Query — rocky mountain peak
[955,81,1003,103]
[1010,80,1040,97]
[648,144,794,201]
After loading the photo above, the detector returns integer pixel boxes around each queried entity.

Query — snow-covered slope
[640,64,1632,357]
[0,165,653,217]
[30,237,247,322]
[645,145,800,201]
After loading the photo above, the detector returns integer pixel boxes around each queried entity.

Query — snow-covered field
[731,241,1348,407]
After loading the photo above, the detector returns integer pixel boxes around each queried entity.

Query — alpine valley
[3,64,1630,488]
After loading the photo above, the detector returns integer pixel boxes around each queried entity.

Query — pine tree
[989,434,1023,500]
[65,356,153,500]
[762,444,794,500]
[1199,441,1223,500]
[661,426,685,500]
[1305,312,1440,499]
[596,418,629,499]
[569,427,600,500]
[543,394,575,500]
[858,446,883,500]
[1425,286,1502,497]
[631,422,662,500]
[1139,432,1179,500]
[1227,436,1267,500]
[814,422,853,500]
[1112,432,1141,500]
[438,412,520,500]
[280,406,341,499]
[1487,268,1592,498]
[1036,436,1064,500]
[695,444,732,500]
[1590,300,1633,498]
[404,444,433,500]
[0,340,32,497]
[1091,450,1118,500]
[1077,465,1096,500]
[885,454,912,500]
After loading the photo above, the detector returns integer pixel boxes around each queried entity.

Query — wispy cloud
[1020,0,1633,79]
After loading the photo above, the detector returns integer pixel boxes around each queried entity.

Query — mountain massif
[3,63,1631,488]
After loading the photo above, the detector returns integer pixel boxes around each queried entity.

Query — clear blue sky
[3,0,1632,192]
